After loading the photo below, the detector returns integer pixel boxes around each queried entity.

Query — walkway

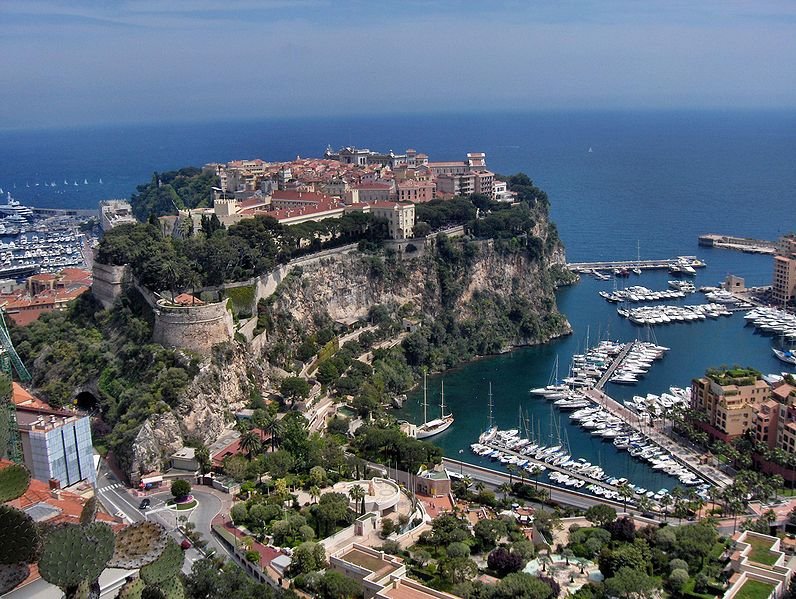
[583,388,733,488]
[594,342,633,390]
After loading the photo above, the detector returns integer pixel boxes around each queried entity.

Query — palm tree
[659,493,672,521]
[462,475,473,491]
[528,466,543,491]
[239,430,262,460]
[474,481,485,493]
[349,484,366,516]
[498,483,512,501]
[309,485,320,505]
[262,413,283,452]
[194,446,211,474]
[506,464,517,486]
[618,483,633,513]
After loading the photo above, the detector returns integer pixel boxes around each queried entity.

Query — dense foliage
[9,290,199,467]
[97,210,386,290]
[351,424,443,471]
[131,168,219,220]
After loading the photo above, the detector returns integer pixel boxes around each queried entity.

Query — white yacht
[417,376,454,439]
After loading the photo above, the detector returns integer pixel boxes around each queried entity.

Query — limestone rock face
[129,414,182,477]
[128,344,266,478]
[262,237,571,353]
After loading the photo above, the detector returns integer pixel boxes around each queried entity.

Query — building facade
[16,405,96,487]
[691,369,770,442]
[772,234,796,306]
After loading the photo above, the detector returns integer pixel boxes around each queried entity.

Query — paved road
[442,458,631,511]
[95,461,234,573]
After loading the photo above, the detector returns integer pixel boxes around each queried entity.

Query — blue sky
[1,1,794,128]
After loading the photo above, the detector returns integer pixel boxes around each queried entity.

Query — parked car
[139,498,150,510]
[180,539,192,550]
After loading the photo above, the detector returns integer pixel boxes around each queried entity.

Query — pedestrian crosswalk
[98,483,124,493]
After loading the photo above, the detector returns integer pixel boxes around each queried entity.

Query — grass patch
[735,579,775,599]
[745,535,779,566]
[168,498,198,510]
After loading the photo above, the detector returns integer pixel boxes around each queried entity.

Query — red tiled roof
[211,429,270,467]
[12,383,50,409]
[172,293,204,306]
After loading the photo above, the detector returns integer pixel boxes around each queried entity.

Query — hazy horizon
[2,1,795,129]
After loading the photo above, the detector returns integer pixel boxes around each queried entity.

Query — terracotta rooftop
[172,293,204,306]
[12,383,50,409]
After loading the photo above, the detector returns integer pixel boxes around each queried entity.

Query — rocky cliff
[259,233,572,361]
[127,343,267,476]
[127,233,571,477]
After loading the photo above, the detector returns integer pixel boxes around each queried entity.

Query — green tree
[280,377,310,405]
[495,572,557,599]
[289,542,327,576]
[239,430,262,460]
[669,568,689,594]
[585,504,617,527]
[604,567,656,599]
[170,479,191,500]
[317,570,360,599]
[349,484,366,516]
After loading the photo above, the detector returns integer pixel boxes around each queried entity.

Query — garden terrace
[734,579,775,599]
[706,367,762,387]
[744,536,780,567]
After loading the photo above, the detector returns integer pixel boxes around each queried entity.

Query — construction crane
[0,309,31,463]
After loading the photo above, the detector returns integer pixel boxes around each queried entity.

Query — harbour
[396,246,791,497]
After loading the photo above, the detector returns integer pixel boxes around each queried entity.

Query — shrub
[170,479,191,501]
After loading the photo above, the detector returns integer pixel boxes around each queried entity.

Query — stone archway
[75,390,99,413]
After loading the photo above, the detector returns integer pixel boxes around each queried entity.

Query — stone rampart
[152,299,234,355]
[91,261,131,309]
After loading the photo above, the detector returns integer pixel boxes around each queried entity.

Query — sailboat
[99,178,103,184]
[83,179,88,185]
[479,383,497,443]
[530,355,568,397]
[632,241,642,275]
[416,376,454,439]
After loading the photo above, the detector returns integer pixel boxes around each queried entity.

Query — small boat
[83,179,88,185]
[773,348,796,366]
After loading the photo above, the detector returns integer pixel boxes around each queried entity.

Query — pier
[583,387,732,489]
[698,234,776,254]
[594,342,634,390]
[566,257,706,273]
[478,440,628,495]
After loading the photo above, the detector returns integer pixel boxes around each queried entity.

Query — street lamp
[458,449,464,475]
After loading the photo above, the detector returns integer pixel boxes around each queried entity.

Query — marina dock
[566,257,706,273]
[698,234,776,254]
[583,387,732,489]
[594,342,634,390]
[478,439,628,494]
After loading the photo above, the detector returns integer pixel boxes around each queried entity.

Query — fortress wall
[91,262,131,309]
[152,300,234,355]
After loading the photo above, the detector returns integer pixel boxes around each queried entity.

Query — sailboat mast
[440,380,446,418]
[488,382,494,429]
[423,370,428,425]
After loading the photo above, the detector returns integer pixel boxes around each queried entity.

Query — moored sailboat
[417,376,454,439]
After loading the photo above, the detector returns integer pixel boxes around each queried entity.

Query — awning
[141,474,163,484]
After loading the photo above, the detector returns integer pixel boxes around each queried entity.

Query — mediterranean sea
[2,110,795,491]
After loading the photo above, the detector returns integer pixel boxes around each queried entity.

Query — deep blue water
[2,110,794,491]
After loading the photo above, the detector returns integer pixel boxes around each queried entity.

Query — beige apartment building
[772,234,796,306]
[691,369,770,442]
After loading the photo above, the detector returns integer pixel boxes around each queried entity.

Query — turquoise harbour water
[2,110,795,490]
